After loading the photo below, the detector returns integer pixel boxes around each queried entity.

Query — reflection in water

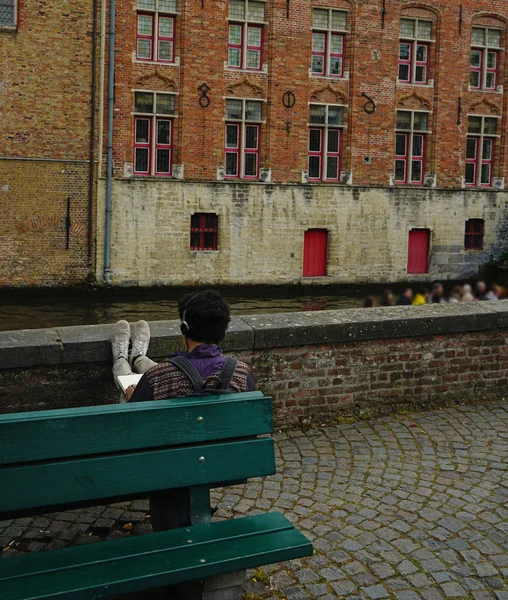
[0,287,366,332]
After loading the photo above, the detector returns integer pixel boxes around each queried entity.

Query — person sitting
[461,284,475,302]
[380,290,394,306]
[396,288,413,306]
[110,289,255,533]
[486,283,500,301]
[111,289,255,402]
[448,285,463,303]
[363,296,376,308]
[429,282,445,304]
[412,287,429,306]
[475,280,488,301]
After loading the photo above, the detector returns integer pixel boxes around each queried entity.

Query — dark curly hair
[178,289,231,344]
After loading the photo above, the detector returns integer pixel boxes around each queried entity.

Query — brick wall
[107,0,508,187]
[1,302,507,427]
[0,0,97,286]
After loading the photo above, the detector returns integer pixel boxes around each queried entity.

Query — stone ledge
[0,301,507,370]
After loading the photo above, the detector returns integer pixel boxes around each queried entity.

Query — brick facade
[0,0,97,286]
[97,0,508,285]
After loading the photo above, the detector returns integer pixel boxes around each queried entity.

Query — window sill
[224,65,268,75]
[0,25,17,33]
[468,86,503,94]
[309,73,349,82]
[133,58,180,67]
[397,80,434,88]
[189,250,219,255]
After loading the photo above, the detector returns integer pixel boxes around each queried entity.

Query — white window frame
[398,18,433,84]
[0,0,17,28]
[311,7,348,78]
[132,90,178,177]
[227,0,266,71]
[135,0,178,64]
[465,114,500,187]
[307,103,346,182]
[470,26,503,91]
[224,97,265,180]
[394,109,431,185]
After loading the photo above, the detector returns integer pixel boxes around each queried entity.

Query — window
[465,116,498,187]
[133,91,176,176]
[308,104,345,182]
[470,27,502,90]
[190,214,218,250]
[136,0,177,63]
[311,8,346,77]
[398,18,432,84]
[464,219,484,250]
[225,98,263,179]
[228,0,265,70]
[0,0,16,27]
[394,110,429,185]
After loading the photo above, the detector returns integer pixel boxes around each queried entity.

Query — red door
[407,229,430,273]
[303,229,328,277]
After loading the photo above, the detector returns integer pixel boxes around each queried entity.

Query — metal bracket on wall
[65,197,71,250]
[381,0,386,28]
[282,91,296,109]
[361,93,376,114]
[457,97,462,125]
[197,83,210,108]
[459,4,463,35]
[286,0,290,19]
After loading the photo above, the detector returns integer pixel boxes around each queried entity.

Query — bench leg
[174,571,245,600]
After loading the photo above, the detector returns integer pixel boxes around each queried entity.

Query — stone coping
[1,300,507,370]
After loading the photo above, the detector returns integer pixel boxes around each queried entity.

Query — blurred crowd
[363,281,504,308]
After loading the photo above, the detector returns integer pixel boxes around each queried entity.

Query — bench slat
[0,392,272,466]
[1,513,313,600]
[0,438,275,518]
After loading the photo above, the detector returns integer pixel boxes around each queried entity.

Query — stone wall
[1,302,507,426]
[96,180,507,286]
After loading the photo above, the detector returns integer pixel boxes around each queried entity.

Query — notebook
[117,373,143,393]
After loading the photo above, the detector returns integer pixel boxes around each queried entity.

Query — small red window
[465,219,484,250]
[190,214,218,251]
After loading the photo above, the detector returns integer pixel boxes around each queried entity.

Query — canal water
[0,285,386,332]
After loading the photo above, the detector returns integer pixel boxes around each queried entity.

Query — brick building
[2,0,508,287]
[0,0,97,286]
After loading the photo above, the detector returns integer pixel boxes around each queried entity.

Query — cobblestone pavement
[1,402,507,600]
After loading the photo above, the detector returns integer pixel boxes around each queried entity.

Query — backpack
[167,355,239,396]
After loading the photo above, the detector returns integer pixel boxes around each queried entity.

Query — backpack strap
[167,356,205,392]
[215,357,238,390]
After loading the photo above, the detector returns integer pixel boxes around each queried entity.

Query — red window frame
[136,13,175,63]
[134,117,151,176]
[225,123,241,179]
[312,31,344,77]
[246,25,263,70]
[137,13,154,61]
[244,124,260,179]
[155,118,172,176]
[190,213,218,251]
[464,219,484,250]
[471,48,499,90]
[227,23,263,71]
[398,41,429,84]
[308,127,341,182]
[157,15,175,63]
[228,23,243,69]
[133,117,172,177]
[465,136,494,187]
[394,132,425,185]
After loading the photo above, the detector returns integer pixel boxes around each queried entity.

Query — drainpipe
[87,0,98,268]
[104,0,116,285]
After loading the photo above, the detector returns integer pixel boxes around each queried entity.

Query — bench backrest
[0,392,274,519]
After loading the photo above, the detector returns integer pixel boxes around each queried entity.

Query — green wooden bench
[0,391,312,600]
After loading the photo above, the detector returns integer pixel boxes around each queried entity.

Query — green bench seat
[0,392,313,600]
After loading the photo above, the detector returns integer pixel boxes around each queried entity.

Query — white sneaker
[111,320,130,361]
[130,320,150,367]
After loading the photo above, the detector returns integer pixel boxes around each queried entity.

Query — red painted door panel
[303,229,328,277]
[407,229,430,273]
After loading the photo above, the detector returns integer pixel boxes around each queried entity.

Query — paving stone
[440,582,468,597]
[365,584,389,598]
